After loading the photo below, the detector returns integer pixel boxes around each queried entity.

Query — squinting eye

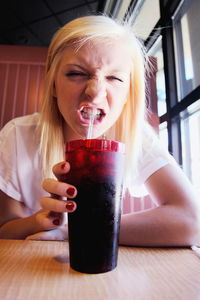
[66,71,88,77]
[107,76,123,82]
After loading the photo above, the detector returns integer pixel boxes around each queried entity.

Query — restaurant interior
[0,0,199,209]
[0,1,200,299]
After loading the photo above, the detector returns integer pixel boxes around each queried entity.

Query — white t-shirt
[0,113,174,215]
[0,113,46,215]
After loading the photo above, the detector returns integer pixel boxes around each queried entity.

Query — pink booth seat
[122,189,156,214]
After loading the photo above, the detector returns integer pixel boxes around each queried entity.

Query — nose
[85,78,106,103]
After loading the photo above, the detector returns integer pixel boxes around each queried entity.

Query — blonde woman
[0,15,199,245]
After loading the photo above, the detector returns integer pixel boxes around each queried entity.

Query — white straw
[86,108,97,139]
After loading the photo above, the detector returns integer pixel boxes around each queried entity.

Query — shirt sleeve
[127,124,177,197]
[128,157,169,197]
[0,121,21,201]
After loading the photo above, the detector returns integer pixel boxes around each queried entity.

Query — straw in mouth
[86,108,97,139]
[81,107,103,120]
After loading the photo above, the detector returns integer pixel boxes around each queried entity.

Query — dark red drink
[64,139,125,274]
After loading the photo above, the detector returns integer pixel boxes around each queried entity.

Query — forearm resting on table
[0,191,42,239]
[119,164,200,247]
[119,205,200,247]
[0,215,42,239]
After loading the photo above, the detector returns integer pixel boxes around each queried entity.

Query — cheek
[56,83,79,106]
[108,98,125,122]
[110,86,129,108]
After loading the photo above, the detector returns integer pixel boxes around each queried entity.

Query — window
[159,121,168,149]
[127,0,200,188]
[181,100,200,191]
[129,0,160,40]
[173,0,200,100]
[148,36,167,117]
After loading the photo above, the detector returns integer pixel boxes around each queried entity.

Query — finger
[48,211,64,226]
[48,211,68,226]
[34,209,60,230]
[35,209,64,230]
[52,161,70,180]
[42,178,77,198]
[40,197,77,213]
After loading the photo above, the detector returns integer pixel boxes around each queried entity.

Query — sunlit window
[130,0,160,40]
[148,36,167,117]
[159,121,168,149]
[127,0,200,193]
[181,100,200,192]
[173,0,200,100]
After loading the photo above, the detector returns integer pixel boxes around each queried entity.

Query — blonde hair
[38,15,147,186]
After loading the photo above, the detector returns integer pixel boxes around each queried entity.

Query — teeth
[81,107,102,119]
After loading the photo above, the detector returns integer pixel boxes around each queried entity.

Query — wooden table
[0,240,200,300]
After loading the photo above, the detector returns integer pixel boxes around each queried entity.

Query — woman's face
[54,39,132,140]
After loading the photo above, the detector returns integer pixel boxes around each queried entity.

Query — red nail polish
[53,219,60,226]
[66,201,75,211]
[67,187,75,197]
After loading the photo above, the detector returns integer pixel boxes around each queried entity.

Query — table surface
[1,240,200,300]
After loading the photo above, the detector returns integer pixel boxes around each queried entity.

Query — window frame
[128,0,200,167]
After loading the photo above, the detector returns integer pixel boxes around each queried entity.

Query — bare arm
[119,164,200,247]
[0,191,43,239]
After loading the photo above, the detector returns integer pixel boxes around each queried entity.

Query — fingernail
[66,201,76,211]
[67,187,75,197]
[53,219,60,226]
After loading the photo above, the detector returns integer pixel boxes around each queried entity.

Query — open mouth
[80,106,105,122]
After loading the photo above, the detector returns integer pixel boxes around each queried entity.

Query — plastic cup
[64,139,125,274]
